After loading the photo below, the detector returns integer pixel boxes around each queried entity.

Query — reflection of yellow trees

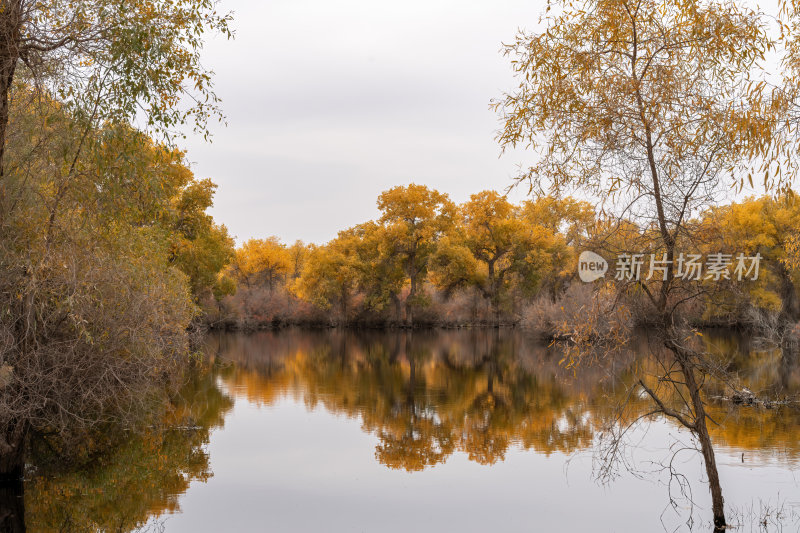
[210,329,800,471]
[431,337,599,462]
[208,330,625,470]
[25,366,234,532]
[22,330,797,530]
[707,404,800,461]
[626,332,800,463]
[698,333,800,461]
[373,409,455,472]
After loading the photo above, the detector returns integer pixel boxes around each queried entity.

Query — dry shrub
[521,282,633,351]
[211,285,329,329]
[0,231,195,463]
[425,286,493,326]
[215,282,523,328]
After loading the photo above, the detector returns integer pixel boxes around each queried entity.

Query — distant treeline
[203,185,800,334]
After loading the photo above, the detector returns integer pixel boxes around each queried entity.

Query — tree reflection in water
[15,328,800,532]
[22,364,234,532]
[213,328,800,472]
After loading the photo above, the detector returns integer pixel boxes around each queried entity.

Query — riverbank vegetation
[0,87,235,477]
[0,0,233,481]
[207,188,800,340]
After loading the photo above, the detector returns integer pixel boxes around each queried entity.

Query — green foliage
[12,0,233,139]
[0,84,231,463]
[166,178,235,301]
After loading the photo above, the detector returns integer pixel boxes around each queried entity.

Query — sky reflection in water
[28,329,800,532]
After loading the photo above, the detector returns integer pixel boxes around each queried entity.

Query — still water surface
[25,329,800,532]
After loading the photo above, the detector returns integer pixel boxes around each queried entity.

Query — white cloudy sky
[181,0,548,245]
[181,0,783,245]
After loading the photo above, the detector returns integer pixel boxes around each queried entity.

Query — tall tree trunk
[669,338,726,529]
[776,261,799,323]
[696,415,725,530]
[391,293,402,324]
[487,260,498,325]
[406,273,416,328]
[0,481,24,533]
[0,421,26,482]
[488,286,499,326]
[0,420,24,531]
[0,0,21,193]
[340,286,348,326]
[470,289,478,323]
[634,35,725,523]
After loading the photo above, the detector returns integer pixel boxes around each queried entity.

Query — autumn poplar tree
[293,232,361,321]
[700,194,800,328]
[230,238,291,293]
[520,197,595,298]
[495,0,777,528]
[377,184,455,325]
[431,191,569,322]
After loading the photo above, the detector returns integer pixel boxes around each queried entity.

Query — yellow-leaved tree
[230,237,291,293]
[698,195,800,329]
[377,184,455,325]
[431,191,569,322]
[292,232,361,321]
[494,0,779,527]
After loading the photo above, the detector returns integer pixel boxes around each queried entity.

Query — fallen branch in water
[711,388,800,409]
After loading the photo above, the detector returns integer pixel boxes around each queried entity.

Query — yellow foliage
[230,237,291,291]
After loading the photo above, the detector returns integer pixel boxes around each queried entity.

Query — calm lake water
[22,329,800,532]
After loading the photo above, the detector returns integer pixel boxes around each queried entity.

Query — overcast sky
[181,0,548,245]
